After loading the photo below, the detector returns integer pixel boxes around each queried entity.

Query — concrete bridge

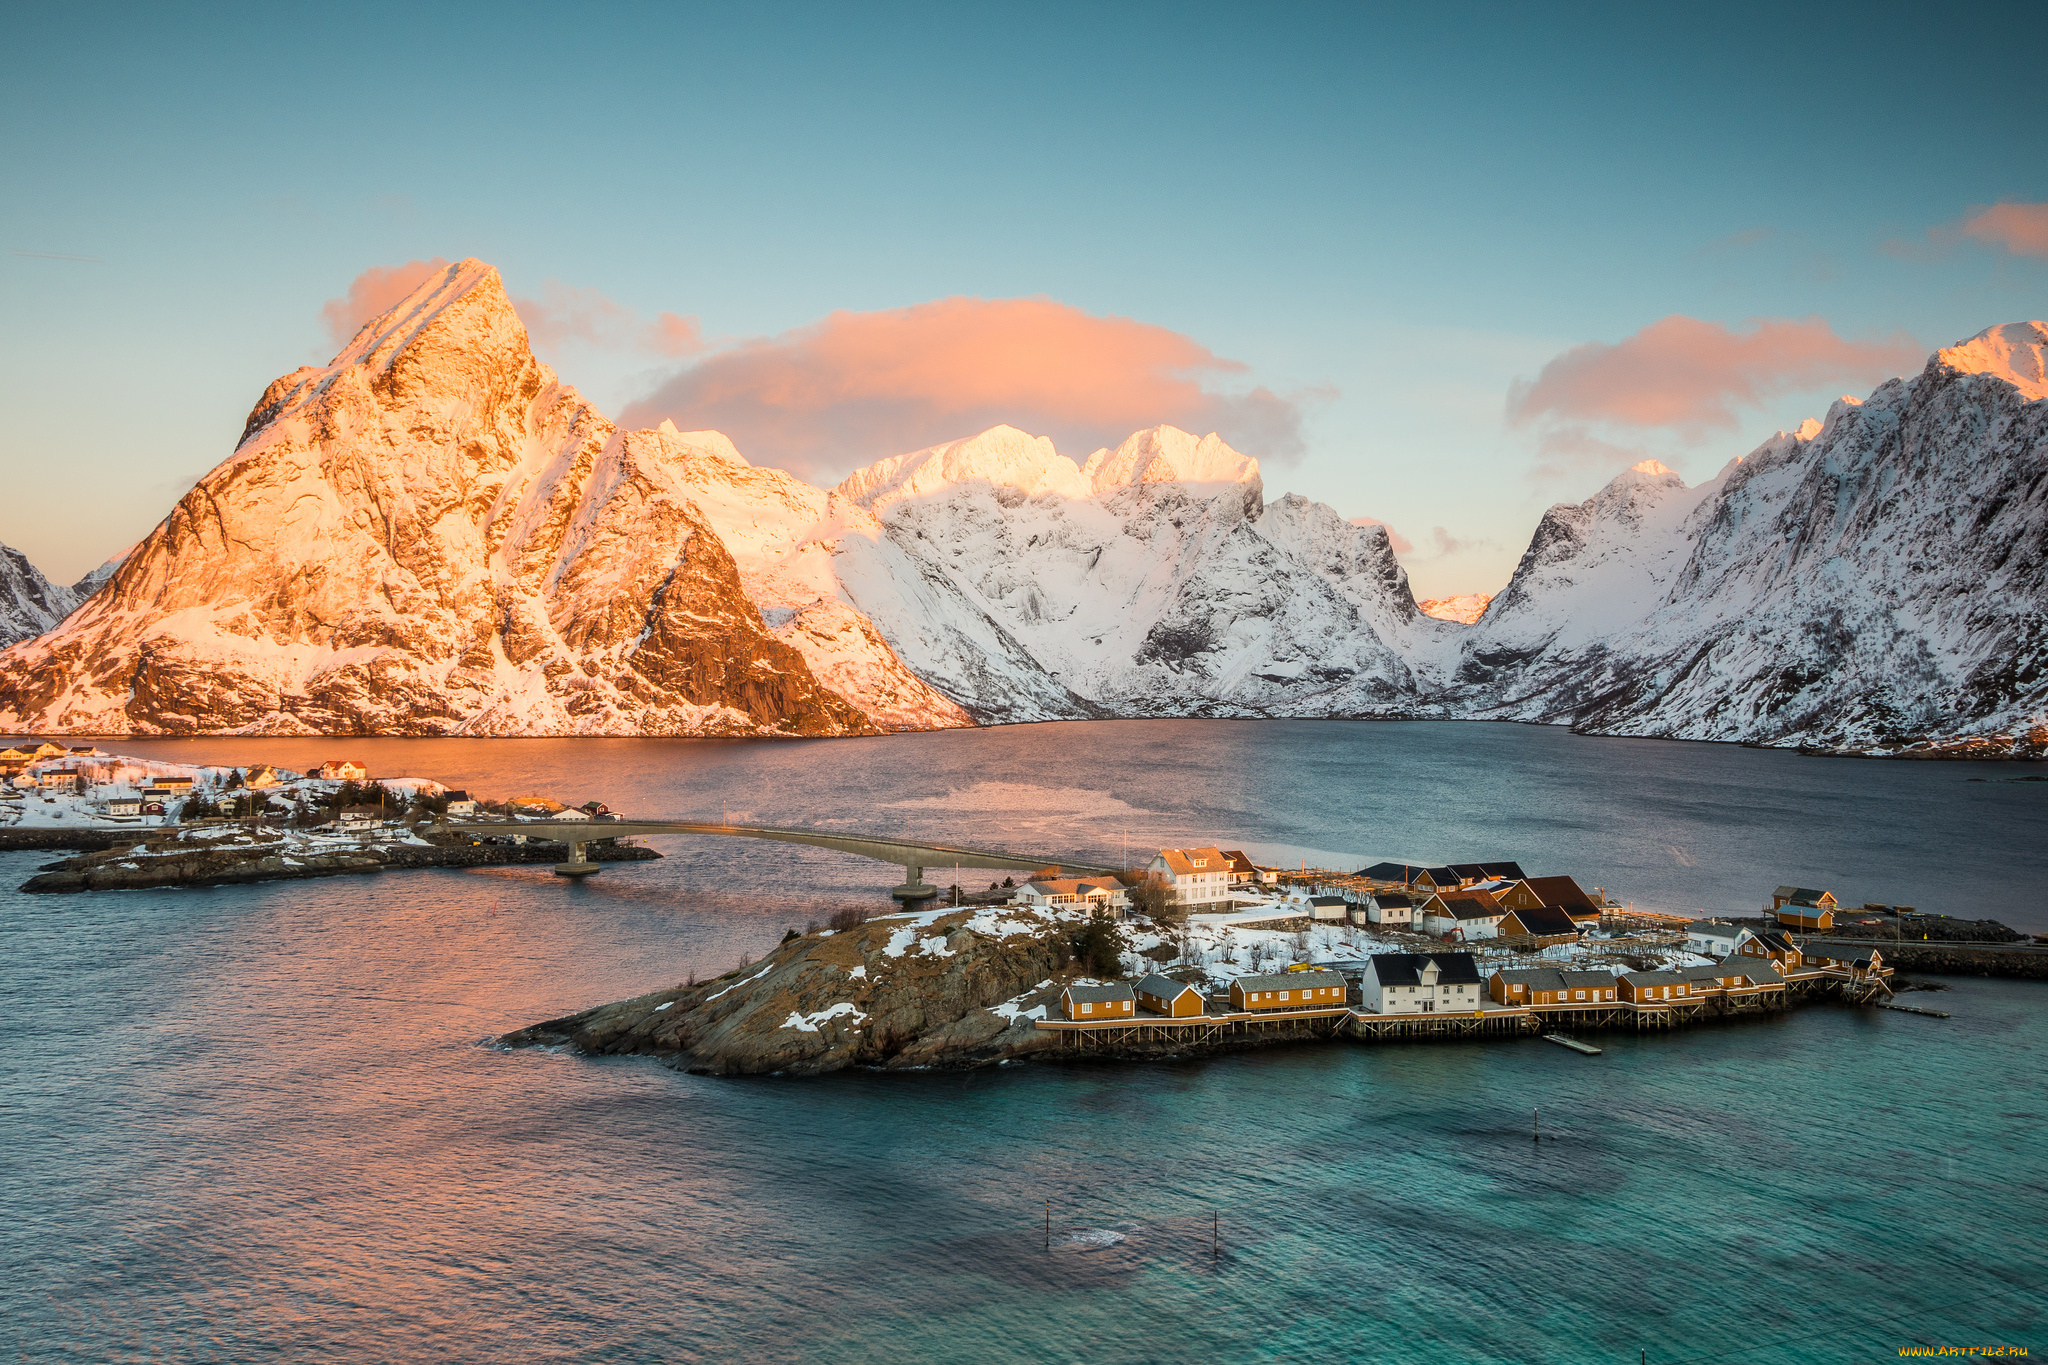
[439,819,1124,902]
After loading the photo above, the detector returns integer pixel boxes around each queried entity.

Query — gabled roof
[1155,846,1229,876]
[1716,957,1783,985]
[443,789,472,802]
[1624,970,1689,987]
[1558,970,1616,989]
[1492,967,1567,990]
[1776,886,1831,905]
[1135,974,1201,999]
[1686,920,1741,938]
[1360,861,1424,882]
[1371,952,1482,987]
[1504,904,1578,937]
[1062,982,1134,1003]
[1432,894,1503,920]
[1372,891,1414,908]
[1677,963,1733,982]
[1235,970,1346,992]
[1218,850,1260,876]
[1309,895,1348,907]
[1449,861,1528,882]
[1746,930,1798,953]
[1521,875,1599,914]
[1416,866,1461,883]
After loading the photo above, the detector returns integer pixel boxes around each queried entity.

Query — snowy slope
[0,261,876,737]
[0,544,79,647]
[1453,322,2048,753]
[822,425,1422,720]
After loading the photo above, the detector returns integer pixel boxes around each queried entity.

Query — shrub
[1070,913,1126,977]
[1128,879,1175,921]
[828,907,870,933]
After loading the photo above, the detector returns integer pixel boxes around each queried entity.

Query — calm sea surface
[3,721,2044,1362]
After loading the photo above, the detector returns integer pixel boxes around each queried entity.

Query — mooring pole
[1045,1199,1050,1247]
[1213,1210,1219,1259]
[1533,1106,1539,1143]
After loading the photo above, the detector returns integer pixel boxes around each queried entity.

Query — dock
[1544,1033,1602,1054]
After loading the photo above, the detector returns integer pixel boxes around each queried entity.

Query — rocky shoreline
[16,833,659,893]
[501,903,2048,1079]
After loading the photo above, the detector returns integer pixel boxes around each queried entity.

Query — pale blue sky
[3,1,2042,597]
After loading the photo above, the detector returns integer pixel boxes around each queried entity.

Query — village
[989,848,1902,1051]
[0,744,1912,1051]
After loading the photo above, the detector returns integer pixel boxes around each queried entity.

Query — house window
[1279,990,1290,1001]
[1575,990,1585,1001]
[1081,1002,1093,1013]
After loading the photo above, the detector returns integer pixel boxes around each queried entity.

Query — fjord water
[4,721,2044,1363]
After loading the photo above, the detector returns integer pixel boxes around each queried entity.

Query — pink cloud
[509,282,704,357]
[1507,315,1921,436]
[320,258,450,347]
[644,311,704,357]
[1959,202,2048,258]
[1349,516,1412,555]
[617,295,1312,480]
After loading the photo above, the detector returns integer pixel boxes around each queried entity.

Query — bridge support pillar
[890,862,937,905]
[554,840,600,878]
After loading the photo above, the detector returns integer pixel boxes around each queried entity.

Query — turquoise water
[3,722,2044,1362]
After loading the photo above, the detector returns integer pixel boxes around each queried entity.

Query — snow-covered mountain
[0,544,80,647]
[1450,321,2048,755]
[1417,593,1494,625]
[0,254,2037,756]
[0,261,883,737]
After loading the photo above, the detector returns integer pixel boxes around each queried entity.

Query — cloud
[1507,315,1921,437]
[320,258,450,346]
[1349,516,1412,555]
[509,282,705,358]
[1426,526,1496,557]
[617,295,1313,480]
[1959,201,2048,259]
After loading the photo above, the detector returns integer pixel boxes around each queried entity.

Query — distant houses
[1495,903,1579,941]
[1418,890,1507,941]
[317,760,368,782]
[1685,921,1743,958]
[1489,967,1616,1006]
[444,790,478,817]
[1772,887,1838,931]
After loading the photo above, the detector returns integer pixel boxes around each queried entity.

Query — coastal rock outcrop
[504,906,1090,1075]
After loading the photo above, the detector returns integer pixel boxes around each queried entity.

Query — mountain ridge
[0,269,2039,755]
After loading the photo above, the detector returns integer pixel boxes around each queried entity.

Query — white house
[317,760,368,781]
[1685,920,1743,958]
[1418,891,1508,941]
[1014,877,1129,914]
[1361,952,1485,1015]
[1361,892,1414,927]
[106,796,142,817]
[443,790,478,817]
[1146,847,1234,915]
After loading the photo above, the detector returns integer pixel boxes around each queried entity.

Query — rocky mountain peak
[1081,424,1259,493]
[1936,320,2048,401]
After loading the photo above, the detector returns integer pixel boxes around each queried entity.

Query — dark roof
[1372,892,1414,908]
[1625,970,1689,987]
[1370,952,1483,987]
[444,790,472,802]
[1135,974,1201,999]
[1504,904,1578,937]
[1309,896,1347,907]
[1521,875,1599,914]
[1418,866,1461,883]
[1686,920,1740,937]
[1063,983,1134,1003]
[1236,971,1346,992]
[1437,896,1503,921]
[1218,850,1260,875]
[1558,970,1616,989]
[1750,931,1797,953]
[1360,861,1423,881]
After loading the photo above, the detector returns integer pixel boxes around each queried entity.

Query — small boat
[1544,1033,1602,1055]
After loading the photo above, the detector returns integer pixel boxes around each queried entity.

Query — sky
[3,1,2044,599]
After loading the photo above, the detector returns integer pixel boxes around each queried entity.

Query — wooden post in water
[1213,1210,1218,1259]
[1533,1106,1539,1143]
[1045,1199,1050,1247]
